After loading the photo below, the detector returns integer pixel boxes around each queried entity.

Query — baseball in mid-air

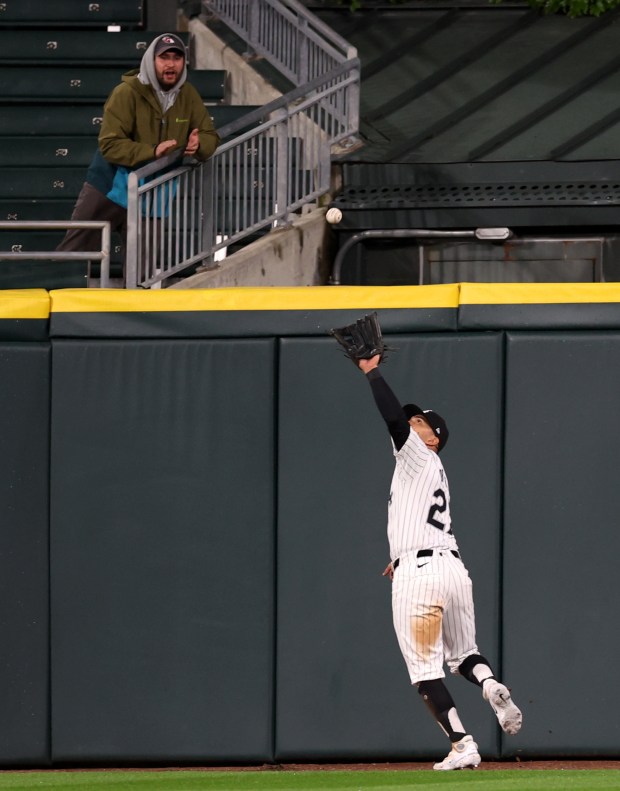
[325,207,343,224]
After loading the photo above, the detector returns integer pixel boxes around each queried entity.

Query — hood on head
[138,33,188,111]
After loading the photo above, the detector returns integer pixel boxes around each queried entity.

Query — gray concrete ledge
[172,207,335,288]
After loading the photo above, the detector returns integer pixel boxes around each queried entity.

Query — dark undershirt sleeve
[365,368,410,452]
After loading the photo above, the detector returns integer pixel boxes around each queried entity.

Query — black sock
[417,679,466,742]
[458,654,495,687]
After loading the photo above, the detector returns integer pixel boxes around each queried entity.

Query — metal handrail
[0,221,112,287]
[329,228,513,285]
[328,227,612,285]
[203,0,357,85]
[210,59,359,142]
[124,0,360,288]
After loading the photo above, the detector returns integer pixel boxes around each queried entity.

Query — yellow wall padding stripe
[10,283,620,317]
[49,285,461,313]
[0,289,50,319]
[461,283,620,305]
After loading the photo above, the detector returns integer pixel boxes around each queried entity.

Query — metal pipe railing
[329,228,513,285]
[0,220,112,286]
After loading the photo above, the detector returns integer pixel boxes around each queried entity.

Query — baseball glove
[329,311,389,365]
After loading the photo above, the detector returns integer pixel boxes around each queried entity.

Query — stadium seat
[0,30,184,65]
[0,103,259,140]
[1,66,227,103]
[0,137,97,168]
[0,200,77,222]
[0,105,106,136]
[0,230,88,253]
[1,169,87,200]
[0,28,184,68]
[0,0,143,27]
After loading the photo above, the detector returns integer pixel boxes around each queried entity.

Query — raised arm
[358,355,410,451]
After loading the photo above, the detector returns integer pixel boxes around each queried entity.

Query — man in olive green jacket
[57,33,220,273]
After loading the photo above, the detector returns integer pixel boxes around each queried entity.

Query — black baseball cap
[154,34,186,57]
[403,403,449,452]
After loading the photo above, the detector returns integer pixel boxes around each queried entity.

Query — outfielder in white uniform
[359,354,522,771]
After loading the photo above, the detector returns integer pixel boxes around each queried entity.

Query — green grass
[0,770,618,791]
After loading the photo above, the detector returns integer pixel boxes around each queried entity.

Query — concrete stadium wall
[1,284,619,765]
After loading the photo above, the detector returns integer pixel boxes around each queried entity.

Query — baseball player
[357,353,522,770]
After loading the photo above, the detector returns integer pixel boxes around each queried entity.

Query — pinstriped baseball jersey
[389,426,478,683]
[388,429,459,562]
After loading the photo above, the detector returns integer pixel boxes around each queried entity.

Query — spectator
[57,32,220,271]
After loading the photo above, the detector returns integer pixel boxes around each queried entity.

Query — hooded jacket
[87,34,220,194]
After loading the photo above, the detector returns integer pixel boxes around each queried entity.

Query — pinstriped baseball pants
[391,551,479,684]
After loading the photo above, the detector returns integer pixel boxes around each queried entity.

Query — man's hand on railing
[155,140,179,158]
[184,128,200,156]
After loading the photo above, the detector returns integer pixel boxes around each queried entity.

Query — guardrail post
[245,0,259,59]
[201,159,215,269]
[126,172,139,289]
[274,108,290,228]
[347,61,361,134]
[297,17,309,84]
[100,222,111,288]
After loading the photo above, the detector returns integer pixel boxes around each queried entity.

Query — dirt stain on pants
[411,605,442,659]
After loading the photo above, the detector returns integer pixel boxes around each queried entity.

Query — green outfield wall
[1,284,619,766]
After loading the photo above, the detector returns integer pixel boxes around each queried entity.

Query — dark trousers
[56,182,127,256]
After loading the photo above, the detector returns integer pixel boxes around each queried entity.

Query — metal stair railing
[124,0,359,289]
[203,0,359,87]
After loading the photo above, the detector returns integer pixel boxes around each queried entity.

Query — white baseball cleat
[433,735,481,771]
[484,681,523,735]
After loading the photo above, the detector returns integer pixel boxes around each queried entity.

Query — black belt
[393,549,459,570]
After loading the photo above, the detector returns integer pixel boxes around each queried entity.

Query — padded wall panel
[276,332,504,761]
[50,339,275,763]
[0,344,50,764]
[0,289,49,341]
[504,332,620,756]
[459,283,620,330]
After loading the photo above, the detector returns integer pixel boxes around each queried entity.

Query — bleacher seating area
[0,0,253,288]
